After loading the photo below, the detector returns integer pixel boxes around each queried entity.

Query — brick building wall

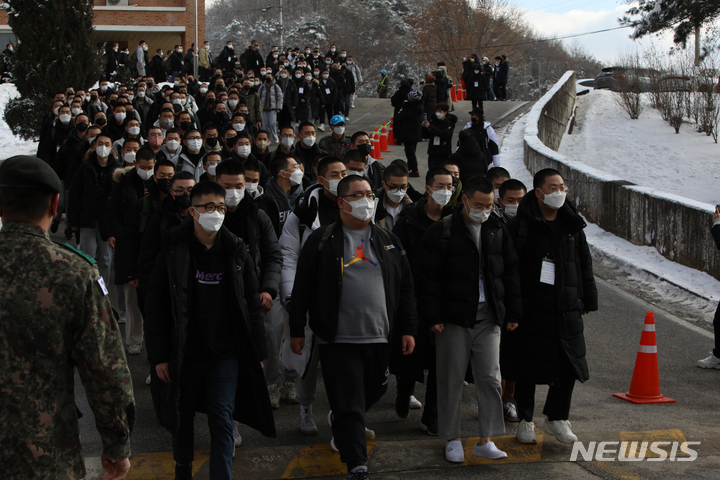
[0,1,206,55]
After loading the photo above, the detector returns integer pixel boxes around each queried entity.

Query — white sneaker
[472,441,507,459]
[365,427,375,441]
[516,420,537,444]
[330,436,339,452]
[698,352,720,369]
[345,117,350,121]
[409,395,422,409]
[145,374,151,385]
[300,407,318,435]
[544,418,578,443]
[268,383,280,409]
[445,440,465,463]
[232,420,242,447]
[318,123,325,131]
[503,402,519,422]
[127,344,141,355]
[281,381,299,404]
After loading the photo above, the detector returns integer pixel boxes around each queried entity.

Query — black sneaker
[420,415,439,436]
[175,463,193,480]
[346,469,370,480]
[409,170,420,178]
[50,218,60,234]
[394,392,410,419]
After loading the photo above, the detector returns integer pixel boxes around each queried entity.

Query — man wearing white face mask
[419,176,521,464]
[294,122,327,183]
[229,132,272,185]
[318,115,351,159]
[504,168,597,447]
[176,128,206,179]
[290,176,417,480]
[112,118,145,159]
[373,163,411,231]
[215,160,287,436]
[67,134,120,288]
[497,179,526,224]
[278,156,346,435]
[161,129,182,164]
[145,180,275,480]
[104,146,156,354]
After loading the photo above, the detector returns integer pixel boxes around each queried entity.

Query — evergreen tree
[621,0,720,49]
[2,0,103,140]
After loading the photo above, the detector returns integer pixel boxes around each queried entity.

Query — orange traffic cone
[388,119,396,145]
[613,312,676,404]
[371,129,384,160]
[450,85,458,103]
[380,123,391,152]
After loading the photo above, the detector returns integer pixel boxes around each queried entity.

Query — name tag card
[540,258,555,285]
[433,137,440,146]
[299,87,304,94]
[325,88,331,95]
[478,278,486,303]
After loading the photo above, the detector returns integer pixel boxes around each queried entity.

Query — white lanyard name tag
[433,137,440,145]
[325,88,331,95]
[540,258,555,285]
[228,56,231,62]
[474,81,479,87]
[299,87,304,94]
[478,278,486,303]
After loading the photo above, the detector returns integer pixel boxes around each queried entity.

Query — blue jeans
[342,93,352,117]
[172,358,239,480]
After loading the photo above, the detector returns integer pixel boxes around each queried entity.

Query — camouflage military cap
[0,155,62,194]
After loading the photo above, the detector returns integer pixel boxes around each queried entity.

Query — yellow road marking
[282,442,376,479]
[619,429,688,459]
[462,434,544,465]
[126,450,210,480]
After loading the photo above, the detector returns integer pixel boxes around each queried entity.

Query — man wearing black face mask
[137,171,196,311]
[463,107,500,168]
[349,131,384,190]
[116,158,174,318]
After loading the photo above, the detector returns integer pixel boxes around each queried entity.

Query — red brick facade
[0,0,206,55]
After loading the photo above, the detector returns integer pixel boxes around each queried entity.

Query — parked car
[594,66,652,93]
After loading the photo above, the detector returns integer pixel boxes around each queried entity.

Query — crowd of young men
[24,39,598,480]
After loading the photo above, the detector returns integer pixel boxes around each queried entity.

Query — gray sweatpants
[262,110,279,144]
[264,298,298,386]
[78,225,112,287]
[436,321,505,440]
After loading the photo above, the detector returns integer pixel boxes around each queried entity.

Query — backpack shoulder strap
[514,219,529,257]
[440,214,453,257]
[138,195,152,233]
[317,223,335,252]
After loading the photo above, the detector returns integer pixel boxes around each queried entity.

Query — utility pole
[279,0,284,50]
[193,0,199,79]
[695,25,701,67]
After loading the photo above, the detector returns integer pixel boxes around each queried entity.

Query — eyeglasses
[542,185,568,194]
[186,136,202,141]
[193,203,227,214]
[341,193,376,201]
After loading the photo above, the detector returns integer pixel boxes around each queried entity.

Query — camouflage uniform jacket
[0,222,136,480]
[318,133,351,160]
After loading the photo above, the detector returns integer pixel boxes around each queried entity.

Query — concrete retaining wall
[523,71,720,280]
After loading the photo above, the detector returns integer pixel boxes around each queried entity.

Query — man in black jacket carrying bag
[289,176,417,480]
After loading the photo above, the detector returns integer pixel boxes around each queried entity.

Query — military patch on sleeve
[59,243,98,265]
[97,277,109,296]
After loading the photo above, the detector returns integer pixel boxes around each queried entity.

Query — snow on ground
[498,112,720,323]
[558,89,719,206]
[0,83,39,156]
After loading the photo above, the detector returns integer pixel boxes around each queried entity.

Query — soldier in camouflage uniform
[318,115,352,159]
[0,155,136,480]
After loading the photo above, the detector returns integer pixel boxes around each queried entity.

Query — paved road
[70,98,720,479]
